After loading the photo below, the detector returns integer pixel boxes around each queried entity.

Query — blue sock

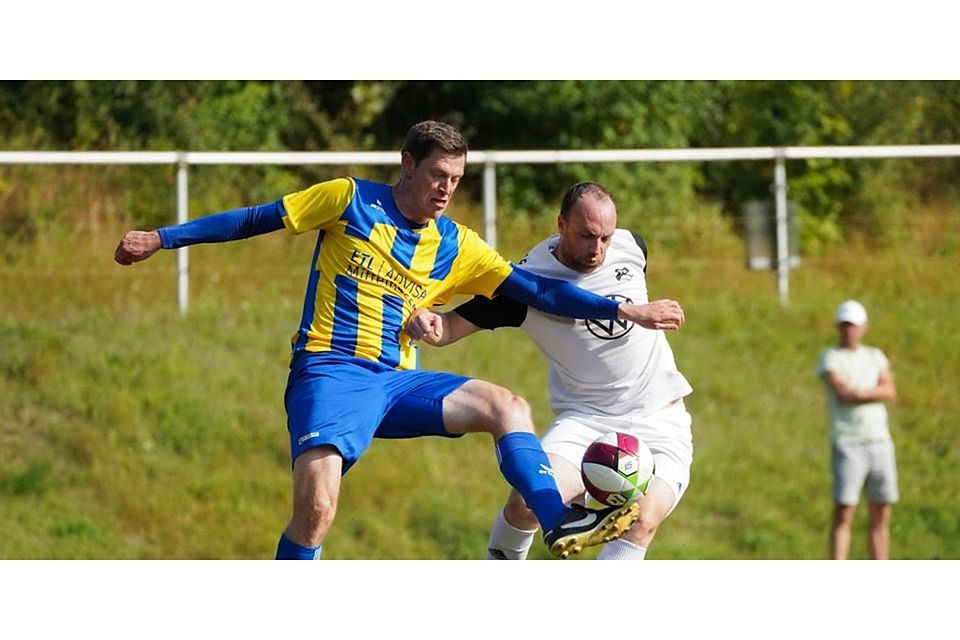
[495,432,569,531]
[275,533,322,560]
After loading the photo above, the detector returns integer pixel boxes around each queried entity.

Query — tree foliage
[2,80,958,248]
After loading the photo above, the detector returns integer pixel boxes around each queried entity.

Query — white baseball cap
[835,300,868,326]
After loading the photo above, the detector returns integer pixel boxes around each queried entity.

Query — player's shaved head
[401,121,468,165]
[560,182,615,219]
[554,182,617,273]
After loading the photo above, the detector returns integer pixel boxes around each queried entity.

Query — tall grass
[1,198,957,559]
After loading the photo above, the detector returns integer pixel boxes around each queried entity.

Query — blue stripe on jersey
[429,216,460,280]
[360,179,428,231]
[377,293,405,368]
[338,181,378,242]
[330,274,360,356]
[294,231,325,352]
[340,202,376,242]
[389,228,421,270]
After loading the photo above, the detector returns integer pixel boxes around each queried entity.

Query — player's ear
[400,151,416,181]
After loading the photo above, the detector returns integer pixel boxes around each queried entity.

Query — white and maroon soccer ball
[581,432,655,507]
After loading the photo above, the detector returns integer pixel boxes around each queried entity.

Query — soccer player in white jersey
[406,182,693,559]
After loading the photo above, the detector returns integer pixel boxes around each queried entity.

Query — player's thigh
[377,369,471,439]
[637,475,678,525]
[439,378,533,436]
[865,439,899,504]
[832,441,869,505]
[629,401,693,517]
[540,412,608,468]
[285,356,389,473]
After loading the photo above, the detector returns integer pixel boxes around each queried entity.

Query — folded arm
[823,368,897,404]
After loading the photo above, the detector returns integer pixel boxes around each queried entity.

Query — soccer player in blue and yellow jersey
[114,121,685,559]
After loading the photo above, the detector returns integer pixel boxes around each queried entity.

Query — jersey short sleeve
[452,226,514,297]
[875,348,890,372]
[815,349,834,377]
[281,177,355,234]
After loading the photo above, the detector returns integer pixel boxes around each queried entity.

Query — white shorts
[541,399,694,516]
[832,438,899,505]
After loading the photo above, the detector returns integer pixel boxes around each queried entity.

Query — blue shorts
[284,352,470,473]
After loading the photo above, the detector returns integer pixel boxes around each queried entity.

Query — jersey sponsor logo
[371,198,386,214]
[345,248,428,303]
[585,294,634,340]
[614,266,633,281]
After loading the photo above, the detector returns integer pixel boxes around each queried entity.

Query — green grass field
[1,202,958,560]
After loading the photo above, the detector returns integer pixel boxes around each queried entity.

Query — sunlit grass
[1,204,958,559]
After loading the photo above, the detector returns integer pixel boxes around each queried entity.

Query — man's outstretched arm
[408,266,687,346]
[114,201,285,265]
[497,267,685,330]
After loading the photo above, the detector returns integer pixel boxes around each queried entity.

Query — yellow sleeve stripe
[281,177,356,234]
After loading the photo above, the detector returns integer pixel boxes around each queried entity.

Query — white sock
[596,538,648,560]
[484,509,537,560]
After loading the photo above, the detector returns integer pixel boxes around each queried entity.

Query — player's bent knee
[488,390,533,435]
[476,382,535,436]
[500,393,533,432]
[444,380,536,437]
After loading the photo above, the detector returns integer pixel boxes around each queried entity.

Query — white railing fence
[3,145,960,311]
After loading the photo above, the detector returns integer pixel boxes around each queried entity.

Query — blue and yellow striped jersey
[281,177,513,370]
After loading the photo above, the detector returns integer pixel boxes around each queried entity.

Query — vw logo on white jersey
[585,294,634,340]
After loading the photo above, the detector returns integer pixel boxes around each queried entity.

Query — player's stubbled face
[556,195,617,273]
[405,149,465,219]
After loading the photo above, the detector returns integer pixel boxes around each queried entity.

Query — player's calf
[287,445,342,547]
[619,477,674,547]
[503,489,539,531]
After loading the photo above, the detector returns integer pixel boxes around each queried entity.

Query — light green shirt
[815,345,891,443]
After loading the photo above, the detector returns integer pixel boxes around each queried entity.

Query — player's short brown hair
[401,121,468,165]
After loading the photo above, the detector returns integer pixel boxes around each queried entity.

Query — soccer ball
[581,432,655,507]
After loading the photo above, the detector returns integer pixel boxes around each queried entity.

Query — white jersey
[457,229,692,417]
[815,345,892,443]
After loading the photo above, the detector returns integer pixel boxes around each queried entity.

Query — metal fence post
[483,159,497,249]
[773,151,789,305]
[176,154,189,315]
